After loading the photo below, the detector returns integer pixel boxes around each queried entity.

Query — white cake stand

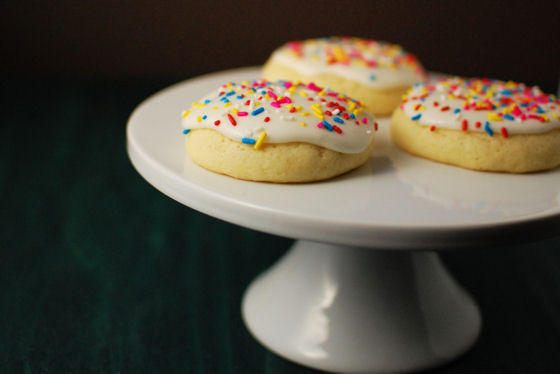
[127,67,560,373]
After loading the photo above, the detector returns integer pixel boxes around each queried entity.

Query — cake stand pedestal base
[242,240,481,373]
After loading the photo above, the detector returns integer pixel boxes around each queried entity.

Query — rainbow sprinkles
[181,79,377,154]
[401,77,560,136]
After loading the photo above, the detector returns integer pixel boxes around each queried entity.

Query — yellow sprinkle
[286,104,294,110]
[318,91,326,96]
[447,94,456,100]
[348,102,356,112]
[296,105,302,112]
[353,109,359,117]
[182,110,191,118]
[300,122,307,127]
[241,81,250,86]
[196,103,206,108]
[300,112,309,117]
[541,114,550,122]
[254,132,267,150]
[224,102,232,107]
[231,108,239,114]
[288,86,297,94]
[312,112,324,120]
[487,112,502,122]
[212,106,219,110]
[552,113,558,119]
[299,90,308,97]
[196,116,202,123]
[255,102,261,107]
[293,80,301,85]
[191,102,199,108]
[265,93,271,99]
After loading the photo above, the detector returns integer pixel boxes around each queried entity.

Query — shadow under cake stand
[126,67,560,373]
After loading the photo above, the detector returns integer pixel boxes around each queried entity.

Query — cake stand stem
[242,240,481,374]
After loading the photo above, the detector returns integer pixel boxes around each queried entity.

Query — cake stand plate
[127,67,560,373]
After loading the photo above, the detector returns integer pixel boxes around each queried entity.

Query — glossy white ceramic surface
[127,67,560,250]
[126,67,559,373]
[243,240,480,373]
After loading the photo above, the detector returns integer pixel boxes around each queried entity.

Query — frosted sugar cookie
[262,36,425,116]
[181,79,377,182]
[391,77,560,173]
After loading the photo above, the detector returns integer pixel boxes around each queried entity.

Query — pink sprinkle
[362,117,368,124]
[267,91,277,100]
[270,101,280,108]
[317,122,323,128]
[237,112,248,116]
[284,81,293,89]
[307,82,322,92]
[327,92,338,97]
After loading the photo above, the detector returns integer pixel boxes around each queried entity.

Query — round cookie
[181,79,377,183]
[391,77,560,173]
[262,36,425,116]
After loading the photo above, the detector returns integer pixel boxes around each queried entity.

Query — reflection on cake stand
[126,67,560,373]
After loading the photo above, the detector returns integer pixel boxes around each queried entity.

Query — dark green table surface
[2,78,559,373]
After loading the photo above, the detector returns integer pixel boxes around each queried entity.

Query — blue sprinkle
[261,90,267,95]
[251,107,265,116]
[333,117,344,124]
[202,115,207,120]
[411,113,422,121]
[242,138,256,145]
[503,114,515,121]
[226,90,236,97]
[236,95,243,99]
[502,89,511,95]
[350,113,356,119]
[453,108,461,114]
[520,103,529,107]
[182,129,190,135]
[369,74,376,81]
[220,96,229,102]
[322,120,333,131]
[536,106,545,113]
[484,121,493,136]
[204,99,211,104]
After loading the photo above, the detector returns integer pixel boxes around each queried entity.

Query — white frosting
[402,77,560,135]
[268,37,425,89]
[181,80,376,154]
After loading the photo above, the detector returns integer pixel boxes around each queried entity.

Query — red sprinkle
[414,103,422,111]
[461,119,468,131]
[214,120,221,126]
[264,117,270,123]
[333,125,342,134]
[430,125,436,132]
[325,110,332,116]
[227,114,237,126]
[433,101,439,107]
[441,106,450,112]
[501,127,509,138]
[475,121,481,128]
[374,122,378,131]
[289,107,296,113]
